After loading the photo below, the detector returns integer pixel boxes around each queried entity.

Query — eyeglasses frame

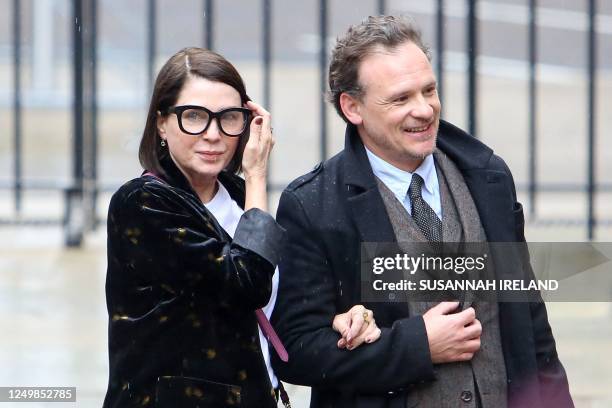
[162,105,251,137]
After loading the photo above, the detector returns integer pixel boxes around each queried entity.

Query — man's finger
[429,301,460,316]
[455,307,476,325]
[463,319,482,339]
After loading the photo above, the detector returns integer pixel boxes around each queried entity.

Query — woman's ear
[156,111,167,141]
[339,93,363,125]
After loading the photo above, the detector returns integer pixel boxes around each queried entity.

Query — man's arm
[271,189,435,394]
[529,300,573,407]
[503,159,573,407]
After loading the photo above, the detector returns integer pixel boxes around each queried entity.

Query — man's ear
[339,93,363,126]
[156,111,167,140]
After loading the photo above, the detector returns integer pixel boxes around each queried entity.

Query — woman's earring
[160,139,166,147]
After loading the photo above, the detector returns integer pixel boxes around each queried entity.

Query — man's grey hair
[328,15,431,123]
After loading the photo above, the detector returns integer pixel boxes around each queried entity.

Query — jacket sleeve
[503,160,574,407]
[271,189,435,394]
[109,179,284,311]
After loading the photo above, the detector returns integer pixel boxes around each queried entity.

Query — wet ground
[1,222,611,407]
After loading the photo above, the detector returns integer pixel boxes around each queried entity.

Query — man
[271,15,573,408]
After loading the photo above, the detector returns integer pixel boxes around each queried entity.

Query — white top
[365,146,442,220]
[205,181,279,388]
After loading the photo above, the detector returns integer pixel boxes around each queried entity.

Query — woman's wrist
[243,172,267,184]
[244,176,268,212]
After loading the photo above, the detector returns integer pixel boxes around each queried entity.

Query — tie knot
[408,173,425,200]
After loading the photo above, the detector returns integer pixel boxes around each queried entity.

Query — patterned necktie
[408,173,442,242]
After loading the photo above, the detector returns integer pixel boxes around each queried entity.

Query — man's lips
[403,122,432,134]
[401,122,436,141]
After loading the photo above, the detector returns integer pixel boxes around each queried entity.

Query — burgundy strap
[256,309,289,363]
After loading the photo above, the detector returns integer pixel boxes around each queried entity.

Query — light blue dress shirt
[364,146,442,220]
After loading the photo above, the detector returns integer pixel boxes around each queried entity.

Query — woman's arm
[108,179,284,312]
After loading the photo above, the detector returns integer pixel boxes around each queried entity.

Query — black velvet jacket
[104,157,284,408]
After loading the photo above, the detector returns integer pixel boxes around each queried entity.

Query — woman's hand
[242,100,274,181]
[332,305,381,350]
[242,101,274,212]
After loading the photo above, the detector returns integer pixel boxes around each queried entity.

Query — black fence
[2,0,606,245]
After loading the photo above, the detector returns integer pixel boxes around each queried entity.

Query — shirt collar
[364,146,437,197]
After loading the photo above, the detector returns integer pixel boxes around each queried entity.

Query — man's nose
[410,96,434,119]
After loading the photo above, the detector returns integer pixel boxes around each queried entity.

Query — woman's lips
[196,151,224,161]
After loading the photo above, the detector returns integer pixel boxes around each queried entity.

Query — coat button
[461,390,473,402]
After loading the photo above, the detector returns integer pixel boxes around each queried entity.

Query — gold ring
[363,311,370,324]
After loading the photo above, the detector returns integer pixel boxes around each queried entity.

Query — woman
[104,47,284,408]
[104,47,380,408]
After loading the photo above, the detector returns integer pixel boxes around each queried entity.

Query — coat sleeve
[108,179,284,311]
[502,160,574,407]
[271,189,435,394]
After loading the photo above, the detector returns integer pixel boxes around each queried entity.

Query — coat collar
[436,120,494,170]
[343,119,494,189]
[342,120,499,244]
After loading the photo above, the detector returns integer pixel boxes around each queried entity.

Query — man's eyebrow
[385,80,438,100]
[424,80,437,89]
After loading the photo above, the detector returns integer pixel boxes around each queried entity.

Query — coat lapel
[343,124,396,245]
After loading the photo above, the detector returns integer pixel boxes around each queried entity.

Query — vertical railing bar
[204,0,214,50]
[467,0,478,138]
[319,0,328,162]
[12,0,22,213]
[147,0,157,96]
[67,0,85,246]
[587,0,597,240]
[90,0,99,227]
[527,0,538,217]
[262,0,272,202]
[436,0,445,110]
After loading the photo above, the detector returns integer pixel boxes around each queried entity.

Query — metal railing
[2,0,606,245]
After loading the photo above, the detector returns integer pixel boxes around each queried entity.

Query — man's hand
[423,301,482,364]
[332,305,382,350]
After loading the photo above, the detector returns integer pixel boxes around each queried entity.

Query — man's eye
[424,87,436,96]
[395,96,408,103]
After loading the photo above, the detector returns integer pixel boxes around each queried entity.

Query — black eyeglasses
[163,105,250,137]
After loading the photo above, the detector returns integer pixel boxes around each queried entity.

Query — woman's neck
[167,155,219,203]
[190,176,219,203]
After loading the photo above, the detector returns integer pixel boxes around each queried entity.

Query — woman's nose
[202,118,222,141]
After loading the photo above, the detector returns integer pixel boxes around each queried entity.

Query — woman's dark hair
[139,47,250,176]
